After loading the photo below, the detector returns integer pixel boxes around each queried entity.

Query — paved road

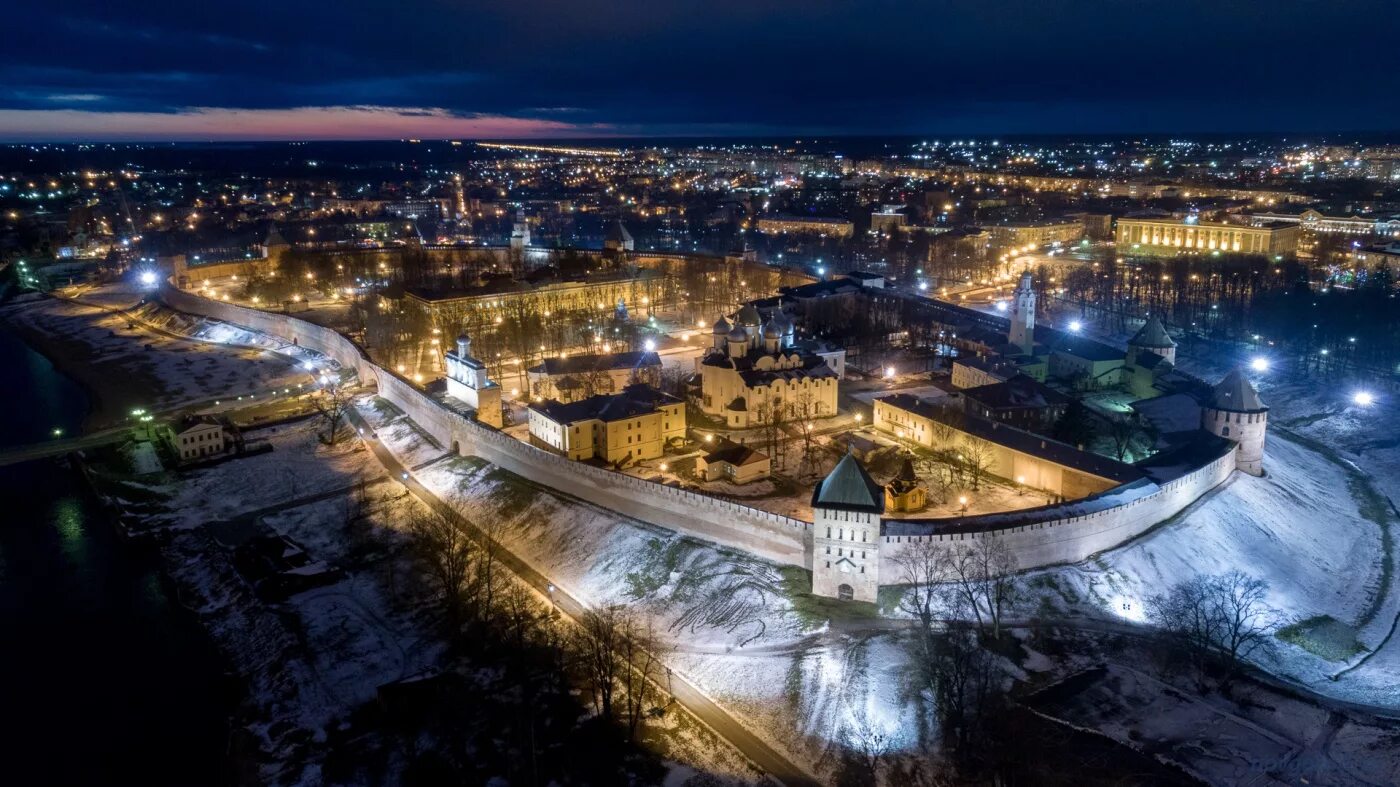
[344,406,819,787]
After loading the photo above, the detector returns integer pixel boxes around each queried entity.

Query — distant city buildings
[756,215,855,238]
[1116,217,1300,257]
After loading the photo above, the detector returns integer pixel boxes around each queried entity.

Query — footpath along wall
[161,282,1239,584]
[161,283,813,569]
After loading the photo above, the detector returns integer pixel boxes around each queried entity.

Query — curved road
[344,405,819,787]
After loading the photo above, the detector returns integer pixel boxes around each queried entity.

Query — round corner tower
[1202,368,1268,476]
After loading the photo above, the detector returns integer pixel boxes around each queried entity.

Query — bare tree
[895,537,955,635]
[972,534,1019,641]
[960,436,995,492]
[407,504,474,623]
[1148,571,1278,690]
[947,546,987,634]
[312,382,352,445]
[1107,414,1151,462]
[1210,571,1277,681]
[618,616,668,742]
[574,604,626,720]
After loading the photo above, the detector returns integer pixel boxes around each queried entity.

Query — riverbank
[1,289,308,431]
[0,324,233,785]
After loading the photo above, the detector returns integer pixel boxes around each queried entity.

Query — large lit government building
[1115,217,1300,257]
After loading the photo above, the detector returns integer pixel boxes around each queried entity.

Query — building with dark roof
[695,439,770,485]
[873,392,1142,499]
[527,384,685,465]
[960,373,1071,430]
[526,350,661,402]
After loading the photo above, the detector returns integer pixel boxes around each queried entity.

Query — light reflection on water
[0,324,227,783]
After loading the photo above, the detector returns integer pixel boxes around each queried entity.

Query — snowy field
[0,291,312,426]
[354,338,1400,782]
[150,419,383,527]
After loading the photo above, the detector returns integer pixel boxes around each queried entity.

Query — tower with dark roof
[1201,368,1268,475]
[811,453,885,601]
[603,220,634,253]
[1128,315,1177,366]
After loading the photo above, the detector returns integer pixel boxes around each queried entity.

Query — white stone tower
[1202,368,1268,476]
[509,208,531,249]
[810,453,885,602]
[445,332,504,429]
[1128,315,1177,366]
[1008,269,1036,355]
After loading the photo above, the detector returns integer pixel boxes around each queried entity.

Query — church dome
[736,304,762,327]
[456,332,471,345]
[762,319,783,339]
[727,326,748,342]
[712,317,731,335]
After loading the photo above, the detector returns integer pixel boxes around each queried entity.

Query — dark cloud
[1,0,1397,138]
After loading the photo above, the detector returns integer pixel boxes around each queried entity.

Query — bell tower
[1008,269,1036,355]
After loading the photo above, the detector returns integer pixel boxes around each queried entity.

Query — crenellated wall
[878,449,1235,575]
[161,282,1239,587]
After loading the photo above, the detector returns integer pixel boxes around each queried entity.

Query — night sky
[3,0,1398,141]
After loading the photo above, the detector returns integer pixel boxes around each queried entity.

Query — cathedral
[696,304,840,429]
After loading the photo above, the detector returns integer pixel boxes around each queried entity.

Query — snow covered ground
[149,419,383,528]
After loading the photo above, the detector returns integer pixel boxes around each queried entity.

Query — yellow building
[987,219,1084,249]
[756,215,855,238]
[403,269,663,325]
[873,393,1138,500]
[527,384,685,465]
[1116,218,1299,257]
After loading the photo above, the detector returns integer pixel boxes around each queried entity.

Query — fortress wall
[878,450,1235,576]
[161,282,813,569]
[163,280,1236,584]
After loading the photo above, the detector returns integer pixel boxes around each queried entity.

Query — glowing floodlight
[1250,357,1269,372]
[1354,391,1375,407]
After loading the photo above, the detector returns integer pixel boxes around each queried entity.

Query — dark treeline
[1059,254,1400,379]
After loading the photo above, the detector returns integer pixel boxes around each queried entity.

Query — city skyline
[4,0,1400,141]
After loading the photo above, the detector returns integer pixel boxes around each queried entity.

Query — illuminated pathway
[343,405,820,787]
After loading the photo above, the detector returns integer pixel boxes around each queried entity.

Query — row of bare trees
[404,501,673,744]
[1147,570,1278,692]
[895,535,1019,765]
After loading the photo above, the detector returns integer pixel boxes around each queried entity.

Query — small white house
[174,416,226,462]
[695,440,770,485]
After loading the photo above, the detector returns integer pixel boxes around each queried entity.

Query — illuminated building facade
[1116,217,1299,257]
